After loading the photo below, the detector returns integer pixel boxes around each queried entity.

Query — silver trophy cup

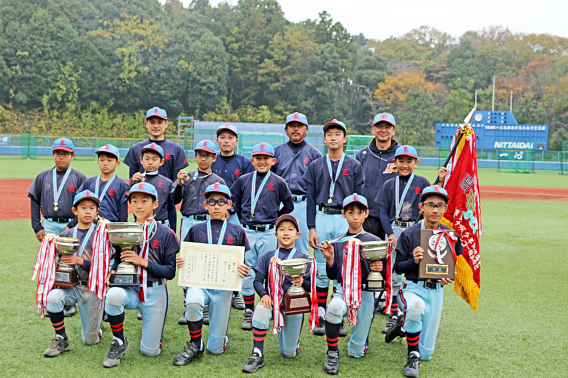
[108,222,145,287]
[359,240,392,292]
[54,237,81,287]
[278,258,312,315]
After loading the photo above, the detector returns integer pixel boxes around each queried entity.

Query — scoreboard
[435,111,549,150]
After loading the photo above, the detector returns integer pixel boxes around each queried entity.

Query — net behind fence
[497,150,534,173]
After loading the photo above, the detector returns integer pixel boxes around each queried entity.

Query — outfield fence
[1,133,567,174]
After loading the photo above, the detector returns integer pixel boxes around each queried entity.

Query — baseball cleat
[103,338,129,368]
[385,314,405,343]
[242,352,265,373]
[382,316,398,334]
[403,351,420,377]
[241,311,253,330]
[137,311,143,320]
[312,316,326,336]
[323,350,339,375]
[63,304,77,317]
[173,342,205,366]
[203,305,210,325]
[44,337,70,357]
[339,320,347,337]
[178,313,188,325]
[232,293,245,310]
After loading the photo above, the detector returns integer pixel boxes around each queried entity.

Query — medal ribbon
[52,168,72,209]
[330,231,364,243]
[395,173,415,219]
[269,256,285,334]
[72,224,96,269]
[326,153,345,202]
[89,219,111,301]
[31,235,58,317]
[251,171,271,216]
[308,256,319,331]
[144,170,159,176]
[341,239,362,326]
[207,219,228,245]
[192,170,212,181]
[137,219,157,303]
[95,174,117,203]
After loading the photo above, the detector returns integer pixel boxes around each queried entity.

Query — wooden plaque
[54,269,79,288]
[419,229,455,280]
[281,292,312,315]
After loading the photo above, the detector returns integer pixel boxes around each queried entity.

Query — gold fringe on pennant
[440,217,453,228]
[454,255,480,311]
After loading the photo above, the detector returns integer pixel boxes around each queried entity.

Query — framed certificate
[177,242,245,291]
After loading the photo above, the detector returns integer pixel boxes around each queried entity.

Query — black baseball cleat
[63,304,77,317]
[137,311,143,320]
[382,316,398,333]
[44,337,70,357]
[241,311,253,330]
[102,338,129,368]
[178,312,188,325]
[203,305,210,325]
[242,352,265,373]
[173,342,205,366]
[232,293,245,310]
[385,314,405,343]
[403,351,420,377]
[339,320,347,337]
[323,350,339,375]
[312,316,326,336]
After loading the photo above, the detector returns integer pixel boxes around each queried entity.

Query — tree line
[1,0,567,149]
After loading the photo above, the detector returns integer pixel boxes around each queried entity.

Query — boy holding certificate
[173,183,250,366]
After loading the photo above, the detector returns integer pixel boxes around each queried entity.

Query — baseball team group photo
[1,1,567,377]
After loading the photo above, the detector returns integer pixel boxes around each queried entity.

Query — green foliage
[549,127,568,151]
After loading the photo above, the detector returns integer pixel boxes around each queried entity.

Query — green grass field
[1,157,567,188]
[1,200,567,377]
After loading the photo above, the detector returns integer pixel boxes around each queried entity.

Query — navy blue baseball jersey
[211,153,254,190]
[28,168,87,232]
[230,172,293,226]
[272,140,322,195]
[111,222,180,282]
[326,232,386,285]
[184,220,251,252]
[302,155,365,208]
[356,139,400,217]
[394,223,463,281]
[78,175,129,222]
[142,172,173,221]
[59,225,97,281]
[123,139,188,182]
[252,247,312,298]
[172,171,226,216]
[376,174,430,223]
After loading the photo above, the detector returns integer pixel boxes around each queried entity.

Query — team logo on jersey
[152,240,160,249]
[166,153,172,160]
[268,183,275,191]
[415,187,422,195]
[235,169,241,176]
[303,158,309,164]
[158,183,164,189]
[109,189,115,196]
[383,163,398,174]
[70,185,76,193]
[342,169,348,176]
[227,236,234,244]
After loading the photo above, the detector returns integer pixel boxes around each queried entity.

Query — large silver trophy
[278,258,312,315]
[359,240,392,292]
[54,237,81,288]
[108,222,145,287]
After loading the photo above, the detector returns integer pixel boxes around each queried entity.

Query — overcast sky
[173,0,568,41]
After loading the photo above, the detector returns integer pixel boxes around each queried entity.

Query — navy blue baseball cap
[73,190,100,207]
[275,214,300,231]
[146,107,168,120]
[421,185,450,203]
[194,139,216,154]
[126,182,158,200]
[373,112,396,127]
[140,143,164,159]
[52,138,74,153]
[343,193,368,208]
[286,112,308,127]
[251,142,274,157]
[216,123,239,137]
[323,119,347,134]
[95,144,120,161]
[203,182,231,198]
[395,145,418,159]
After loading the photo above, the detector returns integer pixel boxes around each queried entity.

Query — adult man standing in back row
[272,112,322,254]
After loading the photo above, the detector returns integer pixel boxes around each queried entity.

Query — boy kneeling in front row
[44,190,104,357]
[319,194,387,375]
[385,186,464,378]
[242,214,316,373]
[173,183,251,365]
[103,183,180,368]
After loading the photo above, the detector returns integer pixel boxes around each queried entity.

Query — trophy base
[364,279,385,293]
[54,269,79,288]
[281,292,312,315]
[109,273,140,287]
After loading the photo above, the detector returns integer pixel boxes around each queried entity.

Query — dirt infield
[1,179,567,221]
